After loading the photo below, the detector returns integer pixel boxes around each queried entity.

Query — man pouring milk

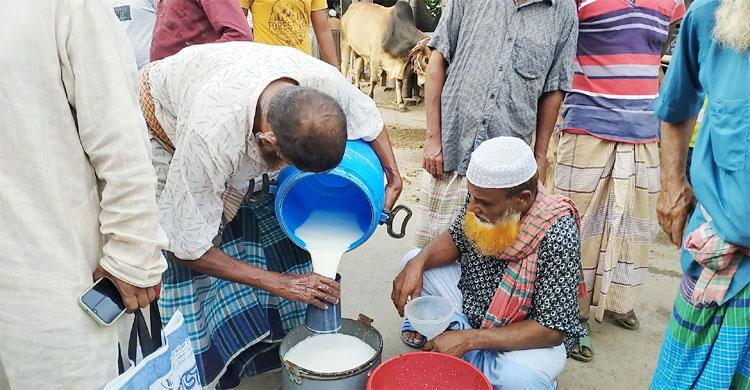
[140,42,403,388]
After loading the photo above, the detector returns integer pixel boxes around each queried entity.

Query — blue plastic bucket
[275,140,386,252]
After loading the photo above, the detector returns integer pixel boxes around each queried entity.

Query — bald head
[267,86,347,172]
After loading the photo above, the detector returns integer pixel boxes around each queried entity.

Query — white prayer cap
[466,137,537,189]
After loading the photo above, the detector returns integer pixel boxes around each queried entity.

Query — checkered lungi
[159,193,312,388]
[554,132,660,321]
[651,276,750,389]
[413,171,468,248]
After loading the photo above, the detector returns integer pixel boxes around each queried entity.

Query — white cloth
[401,250,566,389]
[466,136,538,189]
[148,42,384,260]
[109,0,157,70]
[0,0,168,388]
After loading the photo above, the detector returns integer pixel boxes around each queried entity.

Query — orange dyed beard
[464,210,521,257]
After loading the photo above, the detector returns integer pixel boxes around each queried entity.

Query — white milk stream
[283,333,377,373]
[290,212,370,373]
[294,210,364,279]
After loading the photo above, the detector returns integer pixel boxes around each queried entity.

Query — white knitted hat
[466,137,537,189]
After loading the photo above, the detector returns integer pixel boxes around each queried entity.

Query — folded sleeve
[60,0,168,287]
[428,0,464,64]
[543,15,578,93]
[311,0,328,12]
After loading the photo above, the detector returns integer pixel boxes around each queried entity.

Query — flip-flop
[570,322,594,363]
[399,319,462,349]
[400,318,426,348]
[614,312,640,331]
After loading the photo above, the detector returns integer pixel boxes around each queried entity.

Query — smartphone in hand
[78,278,126,326]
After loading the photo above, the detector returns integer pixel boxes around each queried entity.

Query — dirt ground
[242,90,683,389]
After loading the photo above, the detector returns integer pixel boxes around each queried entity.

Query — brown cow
[340,2,430,110]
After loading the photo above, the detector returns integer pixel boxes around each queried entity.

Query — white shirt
[148,42,384,260]
[0,0,167,387]
[110,0,157,70]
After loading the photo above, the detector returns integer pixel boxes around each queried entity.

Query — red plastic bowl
[367,352,492,390]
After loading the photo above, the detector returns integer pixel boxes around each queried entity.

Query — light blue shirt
[654,0,750,301]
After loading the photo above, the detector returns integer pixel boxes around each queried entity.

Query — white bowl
[404,296,455,340]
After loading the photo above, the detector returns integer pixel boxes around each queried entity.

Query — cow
[340,1,431,110]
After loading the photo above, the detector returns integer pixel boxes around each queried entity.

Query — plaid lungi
[651,276,750,389]
[158,193,312,388]
[413,171,468,248]
[554,133,660,321]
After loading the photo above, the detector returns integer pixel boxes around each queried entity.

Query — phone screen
[80,278,126,325]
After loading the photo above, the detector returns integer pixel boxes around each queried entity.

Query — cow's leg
[367,61,378,99]
[340,41,351,81]
[353,56,365,88]
[395,78,407,111]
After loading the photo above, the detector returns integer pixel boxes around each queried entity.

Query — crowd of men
[0,0,748,389]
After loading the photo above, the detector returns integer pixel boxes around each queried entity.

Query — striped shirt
[561,0,685,143]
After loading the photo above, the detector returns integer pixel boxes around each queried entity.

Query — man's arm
[536,8,577,181]
[534,90,564,181]
[391,231,460,316]
[311,10,338,67]
[410,231,461,271]
[154,96,343,308]
[653,6,701,246]
[423,50,447,178]
[369,126,403,211]
[424,320,564,357]
[201,0,253,42]
[173,247,340,308]
[61,0,168,309]
[657,118,697,246]
[422,0,464,178]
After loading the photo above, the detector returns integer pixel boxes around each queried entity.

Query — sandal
[570,321,594,363]
[613,311,640,331]
[399,319,461,349]
[400,318,426,348]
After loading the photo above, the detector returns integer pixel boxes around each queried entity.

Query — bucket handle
[380,205,412,239]
[285,361,304,385]
[357,313,374,326]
